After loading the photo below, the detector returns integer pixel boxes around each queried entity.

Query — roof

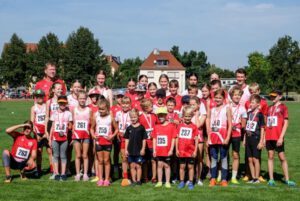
[106,55,120,71]
[140,49,185,70]
[3,43,38,53]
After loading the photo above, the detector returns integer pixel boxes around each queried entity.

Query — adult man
[35,62,67,101]
[235,68,251,107]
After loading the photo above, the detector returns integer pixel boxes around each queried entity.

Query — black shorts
[179,157,195,165]
[246,136,261,159]
[128,155,144,164]
[47,121,53,134]
[231,137,241,153]
[156,156,171,164]
[266,140,284,153]
[96,144,112,152]
[10,155,27,170]
[145,147,154,161]
[73,139,91,144]
[38,138,50,149]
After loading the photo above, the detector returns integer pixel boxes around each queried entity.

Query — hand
[206,139,210,148]
[242,140,246,147]
[223,138,230,145]
[92,135,97,140]
[257,142,264,150]
[105,135,114,141]
[277,138,283,147]
[192,151,197,158]
[125,150,129,157]
[176,150,179,157]
[23,123,31,127]
[140,149,145,156]
[153,151,157,157]
[168,151,173,156]
[49,140,52,148]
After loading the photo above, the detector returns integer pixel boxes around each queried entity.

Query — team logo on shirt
[28,142,33,146]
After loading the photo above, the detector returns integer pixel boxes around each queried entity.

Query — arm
[108,89,113,107]
[125,139,129,157]
[45,101,50,136]
[193,136,198,157]
[277,119,288,146]
[30,106,37,136]
[169,138,176,156]
[90,114,96,140]
[49,123,54,148]
[6,124,28,138]
[109,118,119,140]
[152,138,157,157]
[224,106,232,145]
[140,139,146,156]
[175,138,179,157]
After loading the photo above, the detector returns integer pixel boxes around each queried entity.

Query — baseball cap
[156,107,168,115]
[34,89,45,97]
[116,89,125,96]
[269,90,282,97]
[181,95,190,104]
[57,95,68,104]
[135,84,146,92]
[88,88,101,96]
[156,89,166,98]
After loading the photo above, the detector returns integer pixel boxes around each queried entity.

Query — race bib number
[211,120,221,132]
[16,147,30,159]
[51,103,59,111]
[157,135,168,146]
[119,122,130,133]
[36,114,45,124]
[267,116,278,127]
[246,121,257,132]
[75,120,88,131]
[146,128,153,139]
[97,125,109,137]
[54,123,67,133]
[179,127,192,139]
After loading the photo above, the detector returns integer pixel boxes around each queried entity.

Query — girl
[31,90,51,175]
[124,108,147,185]
[153,89,166,114]
[90,99,118,186]
[207,89,232,187]
[72,90,92,181]
[166,80,182,114]
[158,74,170,96]
[138,75,148,88]
[189,97,207,186]
[181,73,203,98]
[67,80,81,112]
[145,82,158,105]
[124,78,138,104]
[49,95,73,181]
[132,84,146,112]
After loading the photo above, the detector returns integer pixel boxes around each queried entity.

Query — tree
[268,35,300,96]
[1,33,28,87]
[63,27,109,88]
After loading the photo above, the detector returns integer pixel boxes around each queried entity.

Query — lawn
[0,101,299,201]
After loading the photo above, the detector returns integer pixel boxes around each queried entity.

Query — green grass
[0,101,299,201]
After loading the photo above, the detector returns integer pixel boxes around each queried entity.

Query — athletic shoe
[209,179,217,187]
[74,174,81,181]
[4,176,12,183]
[83,174,89,182]
[268,179,275,186]
[178,181,185,189]
[242,176,249,182]
[185,180,190,186]
[130,182,136,187]
[258,176,266,182]
[20,173,27,180]
[55,174,61,181]
[66,169,72,176]
[91,176,99,182]
[248,179,260,184]
[217,175,221,183]
[165,182,171,188]
[60,175,67,181]
[285,180,296,187]
[188,182,194,190]
[49,174,56,180]
[172,179,178,184]
[121,178,131,187]
[155,182,163,188]
[220,180,228,187]
[97,180,104,186]
[136,181,142,186]
[197,179,203,186]
[151,178,158,184]
[231,178,240,184]
[103,180,111,186]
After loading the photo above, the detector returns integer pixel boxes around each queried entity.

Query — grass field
[0,101,299,201]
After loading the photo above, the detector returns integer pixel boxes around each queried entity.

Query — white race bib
[246,121,257,132]
[157,135,168,146]
[179,127,192,139]
[211,119,222,132]
[146,128,153,139]
[54,123,67,133]
[16,147,30,159]
[119,122,130,133]
[75,120,88,131]
[97,125,109,137]
[51,103,59,111]
[36,114,46,124]
[267,116,278,127]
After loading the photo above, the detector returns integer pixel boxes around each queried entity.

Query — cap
[115,89,125,96]
[156,89,166,97]
[135,84,147,92]
[34,89,45,97]
[88,88,101,96]
[269,90,282,97]
[181,95,190,104]
[156,107,168,114]
[57,95,68,104]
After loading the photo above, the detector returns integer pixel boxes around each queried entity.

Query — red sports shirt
[166,112,180,123]
[11,132,37,162]
[35,78,67,101]
[176,123,198,157]
[166,94,182,113]
[152,123,176,157]
[110,104,122,118]
[139,112,158,149]
[88,104,99,114]
[245,97,268,116]
[125,91,138,104]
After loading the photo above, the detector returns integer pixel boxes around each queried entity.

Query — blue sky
[0,0,299,69]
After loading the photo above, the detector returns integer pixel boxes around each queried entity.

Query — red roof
[140,49,184,70]
[3,43,38,53]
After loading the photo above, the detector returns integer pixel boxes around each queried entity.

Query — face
[78,94,87,107]
[249,100,260,110]
[201,87,210,99]
[148,85,157,96]
[59,102,67,111]
[210,73,219,81]
[36,96,44,104]
[236,73,246,86]
[54,84,63,96]
[89,95,99,104]
[188,89,197,97]
[96,74,106,86]
[189,100,199,111]
[137,91,145,100]
[144,105,153,113]
[214,94,224,106]
[159,77,168,90]
[249,88,260,95]
[211,84,220,92]
[157,96,165,104]
[121,102,131,112]
[270,95,281,104]
[139,77,148,87]
[169,85,178,95]
[45,65,56,79]
[129,113,139,124]
[72,82,82,95]
[157,113,167,124]
[167,102,175,113]
[232,91,241,104]
[189,76,198,85]
[127,81,136,92]
[116,95,123,105]
[23,125,32,135]
[183,112,193,124]
[98,104,108,116]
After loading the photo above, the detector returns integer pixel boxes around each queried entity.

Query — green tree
[116,57,143,87]
[1,33,28,87]
[63,27,109,88]
[268,35,300,95]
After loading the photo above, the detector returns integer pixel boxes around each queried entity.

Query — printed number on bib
[267,116,278,127]
[246,121,257,132]
[54,123,67,133]
[98,125,109,137]
[179,127,192,139]
[36,114,45,124]
[75,120,88,131]
[211,120,221,132]
[16,147,30,159]
[119,122,130,133]
[157,136,167,146]
[146,128,153,139]
[51,104,59,111]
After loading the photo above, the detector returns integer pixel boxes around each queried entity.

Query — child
[178,95,190,118]
[124,78,138,103]
[139,98,158,183]
[145,82,158,105]
[229,86,247,184]
[166,97,180,125]
[67,80,81,112]
[72,90,92,181]
[176,106,198,190]
[166,80,182,114]
[153,89,166,113]
[266,90,295,187]
[188,85,199,98]
[115,96,132,186]
[138,75,148,88]
[132,84,147,112]
[207,89,232,187]
[31,89,51,175]
[152,107,176,188]
[124,108,147,186]
[49,95,73,181]
[90,99,118,186]
[244,94,265,184]
[158,74,170,96]
[88,89,101,114]
[190,96,207,186]
[111,90,124,117]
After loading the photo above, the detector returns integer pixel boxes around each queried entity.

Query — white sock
[232,170,237,179]
[217,170,222,180]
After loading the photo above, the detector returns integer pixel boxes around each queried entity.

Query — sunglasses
[24,126,32,130]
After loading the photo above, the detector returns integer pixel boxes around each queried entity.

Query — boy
[153,89,166,114]
[166,80,182,113]
[187,85,198,98]
[266,90,295,187]
[166,97,180,125]
[244,94,265,184]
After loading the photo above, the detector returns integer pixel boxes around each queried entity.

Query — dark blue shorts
[128,155,144,164]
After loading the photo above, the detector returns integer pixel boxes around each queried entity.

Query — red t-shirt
[166,94,182,113]
[166,112,180,123]
[132,100,142,111]
[125,91,138,103]
[110,104,122,118]
[176,123,198,157]
[10,132,37,162]
[245,97,268,116]
[35,78,67,101]
[139,113,158,149]
[88,104,99,114]
[152,123,176,157]
[265,103,288,141]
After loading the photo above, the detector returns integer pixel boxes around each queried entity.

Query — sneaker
[268,179,275,186]
[74,174,81,182]
[165,182,171,188]
[209,178,217,187]
[91,176,99,182]
[82,174,89,182]
[197,179,203,186]
[136,181,142,186]
[4,175,12,183]
[242,176,249,182]
[66,169,72,177]
[258,176,266,182]
[103,180,111,186]
[285,180,296,187]
[187,182,194,190]
[178,181,185,189]
[97,180,104,186]
[248,179,260,184]
[155,182,163,188]
[172,179,178,184]
[20,173,27,180]
[60,174,67,181]
[55,174,61,181]
[49,174,56,180]
[130,182,136,187]
[217,175,221,183]
[121,178,131,187]
[231,178,239,184]
[220,180,228,187]
[151,178,158,184]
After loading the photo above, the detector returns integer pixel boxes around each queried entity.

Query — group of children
[2,72,296,189]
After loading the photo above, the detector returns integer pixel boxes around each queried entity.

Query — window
[167,72,179,80]
[156,59,169,66]
[147,71,154,79]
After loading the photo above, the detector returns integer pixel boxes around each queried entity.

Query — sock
[217,170,222,180]
[123,172,128,179]
[232,170,237,179]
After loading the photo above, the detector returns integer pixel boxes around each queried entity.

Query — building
[139,49,186,93]
[106,55,121,75]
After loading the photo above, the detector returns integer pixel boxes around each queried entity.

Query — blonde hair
[182,105,194,116]
[229,86,243,98]
[121,96,131,104]
[249,83,260,92]
[129,108,139,117]
[77,89,87,99]
[140,98,153,110]
[98,98,110,112]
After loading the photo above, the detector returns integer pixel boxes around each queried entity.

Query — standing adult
[234,68,251,107]
[35,62,67,101]
[181,73,203,98]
